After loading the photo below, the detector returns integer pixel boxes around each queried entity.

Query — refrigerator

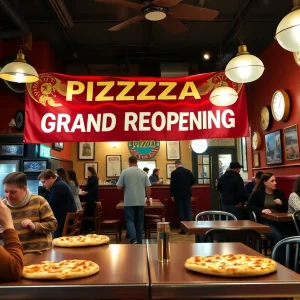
[0,160,20,198]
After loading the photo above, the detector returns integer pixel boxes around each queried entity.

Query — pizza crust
[53,234,110,247]
[23,260,100,280]
[184,254,277,277]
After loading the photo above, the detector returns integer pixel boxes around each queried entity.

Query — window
[197,154,210,184]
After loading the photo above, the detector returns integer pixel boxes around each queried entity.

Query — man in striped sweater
[3,172,57,264]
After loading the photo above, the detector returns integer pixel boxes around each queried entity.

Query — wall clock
[260,106,271,131]
[293,52,300,66]
[271,90,290,122]
[252,132,262,150]
[14,110,25,131]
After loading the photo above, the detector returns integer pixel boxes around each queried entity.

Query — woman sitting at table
[246,172,288,248]
[288,175,300,213]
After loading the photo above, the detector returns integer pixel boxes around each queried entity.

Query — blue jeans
[124,206,144,244]
[175,197,193,221]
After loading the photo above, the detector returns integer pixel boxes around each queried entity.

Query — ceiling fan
[95,0,219,34]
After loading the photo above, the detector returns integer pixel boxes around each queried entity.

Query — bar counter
[80,185,210,225]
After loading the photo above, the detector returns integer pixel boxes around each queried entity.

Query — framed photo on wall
[166,163,176,179]
[283,124,300,161]
[84,162,98,179]
[166,141,181,160]
[52,142,64,151]
[106,155,121,177]
[78,142,95,160]
[240,137,248,171]
[253,153,260,168]
[264,130,283,165]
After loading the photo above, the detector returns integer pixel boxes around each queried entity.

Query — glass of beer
[157,219,170,262]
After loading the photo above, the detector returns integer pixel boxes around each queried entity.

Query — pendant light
[225,45,265,83]
[275,0,300,52]
[0,48,39,83]
[190,139,208,154]
[210,81,238,107]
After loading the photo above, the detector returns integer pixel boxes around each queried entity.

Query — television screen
[1,144,24,156]
[23,161,47,173]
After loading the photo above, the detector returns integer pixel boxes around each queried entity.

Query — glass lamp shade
[276,9,300,52]
[191,139,208,154]
[225,45,265,83]
[210,86,238,106]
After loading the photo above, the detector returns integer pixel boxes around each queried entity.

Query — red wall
[247,41,300,177]
[0,40,71,160]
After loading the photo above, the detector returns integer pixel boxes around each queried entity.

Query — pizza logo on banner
[128,141,160,159]
[27,73,66,107]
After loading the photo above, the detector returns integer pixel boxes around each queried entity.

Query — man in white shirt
[117,156,151,244]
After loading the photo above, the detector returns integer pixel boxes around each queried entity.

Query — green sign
[128,141,160,159]
[39,144,51,159]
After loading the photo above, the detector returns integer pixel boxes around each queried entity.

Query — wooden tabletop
[147,242,300,299]
[0,244,149,300]
[181,220,270,234]
[261,212,293,222]
[116,201,164,209]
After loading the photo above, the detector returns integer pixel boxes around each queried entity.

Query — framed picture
[283,125,300,161]
[23,160,47,173]
[240,137,248,171]
[84,162,98,179]
[253,153,260,167]
[166,141,181,160]
[1,144,24,156]
[166,163,176,179]
[106,155,122,177]
[264,130,283,165]
[78,142,95,160]
[52,142,64,151]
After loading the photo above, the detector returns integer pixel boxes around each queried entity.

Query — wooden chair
[248,210,269,256]
[145,198,167,239]
[204,228,262,253]
[191,197,198,220]
[62,210,82,237]
[195,210,237,221]
[82,199,102,232]
[144,198,163,219]
[96,202,122,243]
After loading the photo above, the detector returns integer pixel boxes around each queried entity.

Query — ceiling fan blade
[95,0,143,10]
[171,4,219,21]
[152,0,183,8]
[158,14,186,34]
[108,15,145,31]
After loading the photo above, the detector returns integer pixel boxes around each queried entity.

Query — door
[192,147,237,210]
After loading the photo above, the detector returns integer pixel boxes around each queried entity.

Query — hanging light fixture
[190,139,208,154]
[0,48,39,83]
[210,82,238,106]
[275,1,300,52]
[225,45,265,83]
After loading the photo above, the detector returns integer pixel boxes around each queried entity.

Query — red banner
[24,72,248,143]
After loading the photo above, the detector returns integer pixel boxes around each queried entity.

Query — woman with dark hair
[246,172,288,248]
[288,175,300,213]
[68,170,82,211]
[56,168,69,184]
[82,167,98,218]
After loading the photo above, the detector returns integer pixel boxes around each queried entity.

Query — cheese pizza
[185,254,277,277]
[23,260,99,280]
[53,234,110,247]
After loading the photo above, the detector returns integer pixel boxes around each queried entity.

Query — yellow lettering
[158,82,177,100]
[116,81,135,101]
[66,81,85,101]
[86,82,94,101]
[95,82,114,101]
[179,82,200,100]
[137,82,156,100]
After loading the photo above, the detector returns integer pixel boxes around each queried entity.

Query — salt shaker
[157,218,170,262]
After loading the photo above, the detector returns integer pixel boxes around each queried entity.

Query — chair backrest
[204,228,262,252]
[195,210,237,221]
[62,211,80,237]
[292,210,300,235]
[248,210,258,222]
[271,236,300,272]
[76,209,84,233]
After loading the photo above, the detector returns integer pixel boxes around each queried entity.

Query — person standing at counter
[170,160,196,234]
[143,167,149,175]
[117,156,151,244]
[38,170,76,238]
[68,170,82,211]
[149,168,162,185]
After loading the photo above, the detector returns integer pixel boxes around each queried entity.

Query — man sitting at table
[0,199,23,281]
[3,172,57,264]
[117,155,151,244]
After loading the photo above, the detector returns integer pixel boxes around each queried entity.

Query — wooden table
[116,201,164,209]
[147,242,300,299]
[261,212,293,222]
[0,244,149,300]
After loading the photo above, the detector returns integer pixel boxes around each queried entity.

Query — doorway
[192,147,237,210]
